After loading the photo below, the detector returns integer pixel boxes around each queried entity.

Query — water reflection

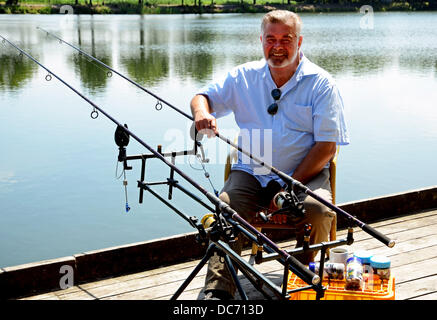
[1,14,437,96]
[70,53,112,93]
[0,53,37,91]
[308,54,392,77]
[118,16,170,86]
[121,49,169,87]
[398,54,437,78]
[68,17,113,93]
[172,27,216,83]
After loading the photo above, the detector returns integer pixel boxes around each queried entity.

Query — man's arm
[190,94,218,138]
[291,141,337,185]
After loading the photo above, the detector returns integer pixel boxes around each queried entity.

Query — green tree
[5,0,19,5]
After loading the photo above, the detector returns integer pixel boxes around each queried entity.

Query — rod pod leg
[171,242,248,300]
[222,252,248,300]
[171,243,216,300]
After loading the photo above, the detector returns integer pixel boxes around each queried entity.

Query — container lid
[353,250,373,264]
[370,255,391,268]
[347,256,362,264]
[308,262,316,273]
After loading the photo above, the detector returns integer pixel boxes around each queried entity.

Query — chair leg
[326,214,337,259]
[251,227,263,255]
[330,214,337,242]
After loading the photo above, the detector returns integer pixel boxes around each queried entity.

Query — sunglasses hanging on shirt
[267,88,282,115]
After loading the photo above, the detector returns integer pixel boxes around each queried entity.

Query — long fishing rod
[38,28,396,249]
[0,34,321,288]
[37,27,192,120]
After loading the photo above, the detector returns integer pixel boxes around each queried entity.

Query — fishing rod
[0,35,322,293]
[36,27,192,120]
[37,27,396,249]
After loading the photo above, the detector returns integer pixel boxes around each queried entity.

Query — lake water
[1,12,437,268]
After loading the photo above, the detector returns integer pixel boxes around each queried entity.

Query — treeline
[2,0,437,12]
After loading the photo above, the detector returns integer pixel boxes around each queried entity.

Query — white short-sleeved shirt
[198,52,349,187]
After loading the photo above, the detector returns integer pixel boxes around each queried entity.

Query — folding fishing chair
[224,139,339,257]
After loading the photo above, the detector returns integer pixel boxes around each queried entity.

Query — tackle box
[286,272,395,300]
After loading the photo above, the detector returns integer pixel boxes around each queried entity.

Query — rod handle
[287,255,320,285]
[362,224,395,248]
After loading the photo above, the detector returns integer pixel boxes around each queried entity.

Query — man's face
[261,22,302,70]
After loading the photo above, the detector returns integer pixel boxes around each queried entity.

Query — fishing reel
[259,189,306,223]
[199,212,238,244]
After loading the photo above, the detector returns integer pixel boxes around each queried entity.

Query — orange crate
[287,272,395,300]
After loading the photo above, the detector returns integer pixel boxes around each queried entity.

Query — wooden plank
[111,263,285,301]
[389,244,437,268]
[396,274,437,300]
[96,267,207,299]
[411,291,437,300]
[21,292,60,300]
[336,213,437,245]
[85,251,283,300]
[337,209,437,233]
[56,288,97,300]
[19,209,437,300]
[89,246,286,300]
[393,256,437,284]
[102,275,207,300]
[112,218,436,301]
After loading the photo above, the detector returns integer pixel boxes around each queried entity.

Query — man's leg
[293,168,335,265]
[204,170,262,298]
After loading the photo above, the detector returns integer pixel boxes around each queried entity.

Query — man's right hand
[190,94,218,138]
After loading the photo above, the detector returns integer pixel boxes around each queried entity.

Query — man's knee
[304,196,334,218]
[219,192,230,205]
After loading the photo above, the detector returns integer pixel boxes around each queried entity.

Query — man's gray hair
[261,10,302,37]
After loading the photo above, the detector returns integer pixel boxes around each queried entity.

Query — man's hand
[190,94,218,138]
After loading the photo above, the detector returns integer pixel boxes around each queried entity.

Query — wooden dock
[20,208,437,300]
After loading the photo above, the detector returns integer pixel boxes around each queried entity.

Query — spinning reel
[259,188,306,223]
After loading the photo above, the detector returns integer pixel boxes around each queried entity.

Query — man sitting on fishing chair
[191,10,349,300]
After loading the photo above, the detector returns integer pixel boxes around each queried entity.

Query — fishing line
[115,159,130,212]
[195,153,219,196]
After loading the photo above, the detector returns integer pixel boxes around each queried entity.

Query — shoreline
[1,2,435,14]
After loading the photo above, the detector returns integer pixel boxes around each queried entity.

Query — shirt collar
[295,51,319,81]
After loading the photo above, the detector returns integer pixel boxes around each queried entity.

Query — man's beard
[266,52,294,69]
